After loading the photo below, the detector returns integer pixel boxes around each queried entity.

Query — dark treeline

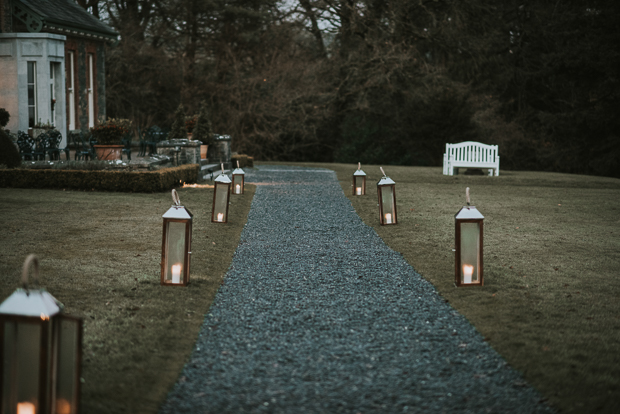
[83,0,619,177]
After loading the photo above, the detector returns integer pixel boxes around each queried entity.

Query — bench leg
[488,169,493,176]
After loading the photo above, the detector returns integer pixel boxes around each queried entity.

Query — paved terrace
[159,165,553,413]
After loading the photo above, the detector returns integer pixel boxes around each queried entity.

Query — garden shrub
[231,154,254,168]
[169,104,188,139]
[0,128,21,168]
[0,108,9,127]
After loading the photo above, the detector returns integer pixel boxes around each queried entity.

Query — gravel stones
[159,165,553,414]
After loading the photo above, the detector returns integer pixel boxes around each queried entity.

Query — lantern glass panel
[164,221,186,284]
[55,317,80,414]
[232,176,243,194]
[460,222,480,283]
[381,186,395,224]
[214,183,229,221]
[2,321,41,413]
[354,177,365,195]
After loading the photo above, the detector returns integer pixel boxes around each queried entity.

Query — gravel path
[160,165,553,414]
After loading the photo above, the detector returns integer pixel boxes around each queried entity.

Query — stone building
[0,0,117,146]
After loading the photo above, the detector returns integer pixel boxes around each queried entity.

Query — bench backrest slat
[446,141,498,163]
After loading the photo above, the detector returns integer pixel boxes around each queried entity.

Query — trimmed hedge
[0,164,199,192]
[231,154,254,168]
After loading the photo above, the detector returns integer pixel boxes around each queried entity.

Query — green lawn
[1,163,619,413]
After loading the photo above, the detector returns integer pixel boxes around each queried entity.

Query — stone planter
[94,145,123,160]
[200,145,208,160]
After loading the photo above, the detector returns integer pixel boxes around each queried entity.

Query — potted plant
[30,120,55,138]
[192,101,214,160]
[185,115,197,140]
[169,104,188,140]
[90,118,131,160]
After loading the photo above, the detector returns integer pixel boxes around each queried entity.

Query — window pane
[28,85,35,105]
[27,62,35,83]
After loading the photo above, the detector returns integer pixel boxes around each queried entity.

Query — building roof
[16,0,118,40]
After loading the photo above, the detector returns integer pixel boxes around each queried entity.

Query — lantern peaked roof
[163,205,193,220]
[377,176,395,186]
[0,288,63,318]
[14,0,118,40]
[215,173,231,184]
[232,167,245,175]
[354,169,366,176]
[455,206,484,219]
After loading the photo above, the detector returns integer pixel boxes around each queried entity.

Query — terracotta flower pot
[94,144,123,160]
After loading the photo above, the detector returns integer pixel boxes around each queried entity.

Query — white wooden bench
[443,141,500,176]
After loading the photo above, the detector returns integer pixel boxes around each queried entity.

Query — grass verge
[258,161,620,414]
[0,183,255,414]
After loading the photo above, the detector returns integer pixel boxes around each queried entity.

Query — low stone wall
[157,139,201,166]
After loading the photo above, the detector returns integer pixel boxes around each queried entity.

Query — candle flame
[17,402,35,414]
[56,398,71,414]
[40,313,49,321]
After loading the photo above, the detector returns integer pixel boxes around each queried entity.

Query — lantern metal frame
[377,167,397,225]
[161,189,193,286]
[0,255,83,414]
[211,164,232,223]
[455,188,484,287]
[353,162,366,196]
[231,161,245,195]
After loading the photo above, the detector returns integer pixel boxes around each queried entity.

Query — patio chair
[46,130,62,160]
[137,125,147,157]
[32,132,48,161]
[17,131,35,160]
[146,125,167,156]
[73,131,92,161]
[121,133,132,160]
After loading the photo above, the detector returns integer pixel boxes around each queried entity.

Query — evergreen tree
[169,104,188,139]
[193,101,214,145]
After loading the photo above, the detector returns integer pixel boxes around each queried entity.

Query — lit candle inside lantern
[56,399,71,414]
[385,213,392,224]
[463,264,474,284]
[171,264,182,284]
[356,187,362,195]
[236,184,241,194]
[17,402,35,414]
[217,213,224,222]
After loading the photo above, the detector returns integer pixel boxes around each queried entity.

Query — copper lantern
[353,162,366,196]
[161,189,193,286]
[211,165,231,223]
[377,167,397,225]
[231,161,245,195]
[0,255,83,414]
[455,187,484,286]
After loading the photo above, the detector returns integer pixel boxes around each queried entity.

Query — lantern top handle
[380,167,387,177]
[22,254,40,289]
[237,160,240,168]
[358,162,361,170]
[221,163,225,174]
[466,187,471,206]
[172,189,181,206]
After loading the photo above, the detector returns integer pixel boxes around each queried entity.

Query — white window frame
[27,61,37,128]
[87,53,95,128]
[50,62,56,127]
[67,51,76,130]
